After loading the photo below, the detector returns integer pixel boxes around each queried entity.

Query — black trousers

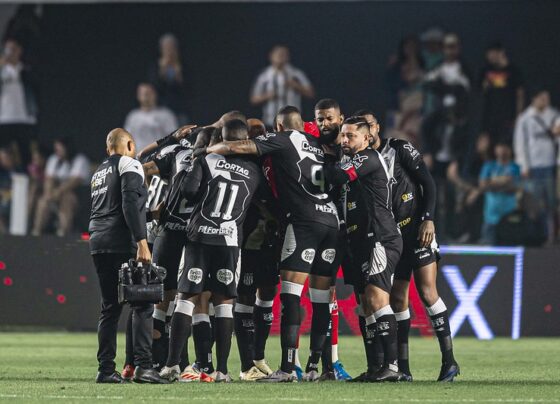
[92,253,154,373]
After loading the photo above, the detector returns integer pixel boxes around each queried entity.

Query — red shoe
[122,364,135,380]
[199,371,217,383]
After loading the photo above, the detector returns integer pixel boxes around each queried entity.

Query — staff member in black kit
[89,128,166,384]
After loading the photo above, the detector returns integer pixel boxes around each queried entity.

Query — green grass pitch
[0,333,559,403]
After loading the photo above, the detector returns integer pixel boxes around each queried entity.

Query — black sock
[253,301,273,361]
[428,299,455,364]
[214,304,234,374]
[125,309,134,366]
[376,310,398,371]
[306,301,330,373]
[321,319,333,373]
[166,311,192,367]
[234,305,255,372]
[280,292,301,373]
[193,318,214,373]
[359,315,380,372]
[396,310,411,375]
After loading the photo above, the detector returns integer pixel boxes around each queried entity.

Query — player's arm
[137,124,197,162]
[396,141,437,247]
[205,140,259,156]
[119,157,150,262]
[180,157,205,201]
[324,153,375,186]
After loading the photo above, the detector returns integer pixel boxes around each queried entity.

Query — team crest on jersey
[243,273,254,286]
[187,268,203,284]
[321,249,336,264]
[347,201,357,211]
[352,154,369,169]
[217,269,234,285]
[401,193,413,203]
[301,249,316,264]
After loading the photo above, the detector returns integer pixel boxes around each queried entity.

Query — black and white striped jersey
[252,130,339,228]
[89,154,147,254]
[181,154,261,247]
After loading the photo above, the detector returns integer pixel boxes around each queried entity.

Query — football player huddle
[118,99,459,384]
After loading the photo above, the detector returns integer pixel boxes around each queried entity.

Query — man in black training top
[356,109,460,382]
[89,128,166,384]
[324,117,403,382]
[161,119,261,383]
[203,106,340,382]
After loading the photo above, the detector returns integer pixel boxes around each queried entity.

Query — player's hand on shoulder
[173,124,198,140]
[193,147,208,158]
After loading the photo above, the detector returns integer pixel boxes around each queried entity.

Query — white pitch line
[0,395,558,403]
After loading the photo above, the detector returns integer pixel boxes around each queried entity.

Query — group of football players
[120,98,460,384]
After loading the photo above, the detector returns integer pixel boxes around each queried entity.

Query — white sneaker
[159,365,180,382]
[240,366,267,381]
[253,359,273,376]
[178,364,201,383]
[214,371,233,383]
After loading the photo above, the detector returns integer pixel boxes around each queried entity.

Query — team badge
[187,268,203,284]
[301,249,316,264]
[321,249,336,264]
[243,273,254,286]
[217,268,234,285]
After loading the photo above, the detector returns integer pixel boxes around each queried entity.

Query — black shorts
[394,224,440,281]
[345,236,402,294]
[152,229,187,291]
[237,248,279,296]
[279,221,339,277]
[178,241,240,298]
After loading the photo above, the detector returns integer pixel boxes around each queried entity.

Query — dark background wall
[34,0,560,161]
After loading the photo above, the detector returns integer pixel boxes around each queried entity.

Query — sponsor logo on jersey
[91,166,113,187]
[315,204,337,214]
[401,193,414,203]
[243,273,254,286]
[301,248,316,264]
[187,268,203,284]
[321,248,336,264]
[347,201,357,210]
[403,143,420,159]
[198,225,234,236]
[301,141,324,156]
[215,159,250,178]
[164,222,189,231]
[256,133,276,141]
[217,268,234,285]
[397,217,411,228]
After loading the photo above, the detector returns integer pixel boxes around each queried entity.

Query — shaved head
[247,118,266,139]
[106,128,135,157]
[276,105,303,131]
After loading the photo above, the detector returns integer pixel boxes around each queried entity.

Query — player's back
[252,130,338,228]
[186,153,261,247]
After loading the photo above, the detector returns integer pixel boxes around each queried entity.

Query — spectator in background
[420,27,444,71]
[424,33,471,119]
[513,87,560,243]
[148,33,188,124]
[26,144,46,228]
[0,147,19,233]
[479,42,524,146]
[124,83,178,152]
[250,45,314,128]
[31,137,90,236]
[385,35,425,146]
[479,143,520,244]
[0,38,38,166]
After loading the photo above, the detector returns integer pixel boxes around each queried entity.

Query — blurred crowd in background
[0,6,559,247]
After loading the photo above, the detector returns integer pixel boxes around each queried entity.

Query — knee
[418,284,439,307]
[390,292,408,312]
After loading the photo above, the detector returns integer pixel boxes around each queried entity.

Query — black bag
[118,260,166,304]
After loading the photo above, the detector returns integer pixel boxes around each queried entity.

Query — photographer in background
[89,128,166,384]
